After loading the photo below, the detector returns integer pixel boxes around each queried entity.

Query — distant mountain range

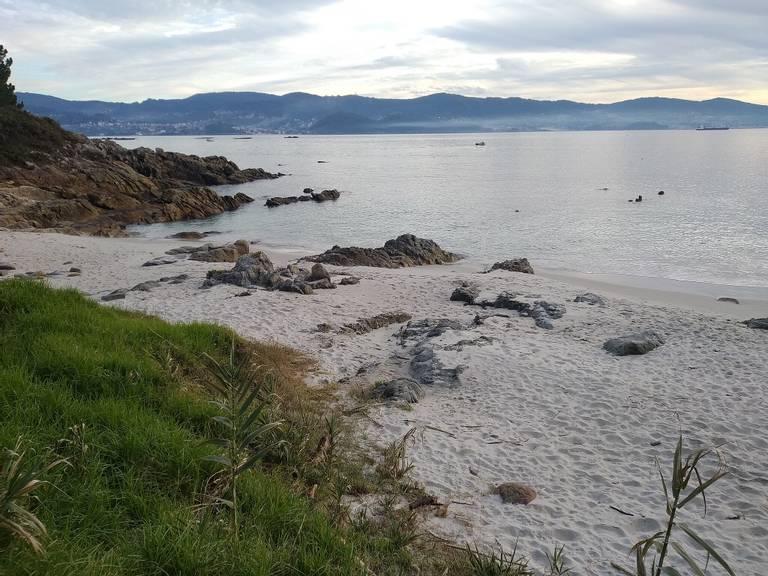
[17,91,768,136]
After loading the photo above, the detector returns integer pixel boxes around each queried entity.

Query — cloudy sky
[2,0,767,103]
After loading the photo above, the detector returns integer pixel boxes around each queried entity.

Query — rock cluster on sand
[306,234,460,268]
[603,331,664,355]
[398,318,468,387]
[265,189,341,207]
[202,254,345,295]
[468,291,566,329]
[487,258,534,275]
[450,282,479,303]
[340,311,412,335]
[0,134,279,236]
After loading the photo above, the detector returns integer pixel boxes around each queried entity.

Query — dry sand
[2,230,767,575]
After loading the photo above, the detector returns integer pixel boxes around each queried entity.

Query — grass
[0,279,365,574]
[0,105,75,165]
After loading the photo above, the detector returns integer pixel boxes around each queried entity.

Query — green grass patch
[0,279,365,575]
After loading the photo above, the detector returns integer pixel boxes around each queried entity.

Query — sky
[2,0,767,104]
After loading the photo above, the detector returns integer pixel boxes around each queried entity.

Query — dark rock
[168,231,206,240]
[307,263,331,282]
[131,280,162,292]
[303,188,314,194]
[339,276,360,285]
[658,190,665,195]
[490,292,530,313]
[311,189,341,202]
[494,483,537,505]
[372,379,424,403]
[342,312,413,335]
[188,240,249,263]
[101,289,128,301]
[488,258,534,275]
[143,257,177,267]
[603,331,664,356]
[308,278,336,290]
[307,234,460,268]
[316,322,333,333]
[0,263,15,271]
[159,274,189,283]
[450,283,479,304]
[717,297,739,304]
[265,196,300,207]
[298,195,312,201]
[574,292,606,306]
[69,267,81,273]
[278,280,314,295]
[203,252,280,289]
[235,291,252,297]
[744,318,768,330]
[399,318,464,341]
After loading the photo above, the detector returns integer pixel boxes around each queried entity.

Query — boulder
[717,297,739,304]
[339,276,360,285]
[450,283,479,304]
[307,234,460,268]
[494,483,537,505]
[131,280,162,292]
[278,280,314,295]
[265,196,300,207]
[311,189,341,202]
[603,331,664,356]
[69,267,82,273]
[203,252,280,289]
[308,278,336,290]
[744,318,768,330]
[574,292,606,306]
[101,289,128,302]
[307,263,331,282]
[372,379,424,404]
[188,240,249,263]
[488,258,534,275]
[302,188,314,194]
[0,263,15,271]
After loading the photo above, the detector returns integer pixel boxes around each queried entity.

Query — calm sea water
[129,130,768,287]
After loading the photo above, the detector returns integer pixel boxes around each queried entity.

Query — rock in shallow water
[603,331,664,356]
[306,234,460,268]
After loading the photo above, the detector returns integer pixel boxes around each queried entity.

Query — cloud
[2,0,767,103]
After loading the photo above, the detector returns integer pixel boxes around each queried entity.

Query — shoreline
[1,229,767,574]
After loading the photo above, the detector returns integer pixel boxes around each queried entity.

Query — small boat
[475,141,486,146]
[696,126,729,131]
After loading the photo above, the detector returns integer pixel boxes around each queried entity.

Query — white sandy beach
[2,230,767,575]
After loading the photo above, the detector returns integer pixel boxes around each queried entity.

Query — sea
[127,130,768,287]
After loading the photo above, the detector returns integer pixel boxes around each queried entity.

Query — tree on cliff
[0,45,22,108]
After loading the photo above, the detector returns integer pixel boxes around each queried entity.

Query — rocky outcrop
[468,291,566,329]
[265,188,341,207]
[202,254,347,295]
[203,252,281,289]
[0,129,278,236]
[603,331,664,356]
[487,258,534,275]
[306,234,460,268]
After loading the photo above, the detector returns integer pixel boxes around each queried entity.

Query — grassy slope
[0,106,74,165]
[0,279,365,575]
